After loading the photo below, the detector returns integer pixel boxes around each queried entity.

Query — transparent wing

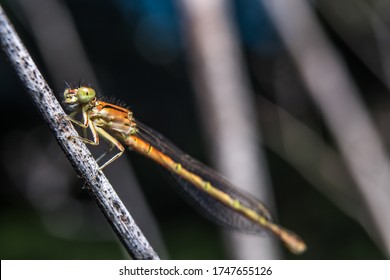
[134,120,274,235]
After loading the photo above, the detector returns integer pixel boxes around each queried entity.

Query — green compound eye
[77,87,96,103]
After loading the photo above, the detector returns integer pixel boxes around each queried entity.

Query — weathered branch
[0,5,159,260]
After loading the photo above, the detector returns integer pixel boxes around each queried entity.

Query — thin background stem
[263,0,390,256]
[178,0,280,259]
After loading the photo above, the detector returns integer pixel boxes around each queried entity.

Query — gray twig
[0,5,159,260]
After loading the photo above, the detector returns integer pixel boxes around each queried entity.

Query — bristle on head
[63,80,94,90]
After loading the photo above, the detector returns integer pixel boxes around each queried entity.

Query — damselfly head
[63,86,96,105]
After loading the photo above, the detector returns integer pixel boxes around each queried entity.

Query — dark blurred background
[1,0,389,259]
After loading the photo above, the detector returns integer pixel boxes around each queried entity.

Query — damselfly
[64,86,307,254]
